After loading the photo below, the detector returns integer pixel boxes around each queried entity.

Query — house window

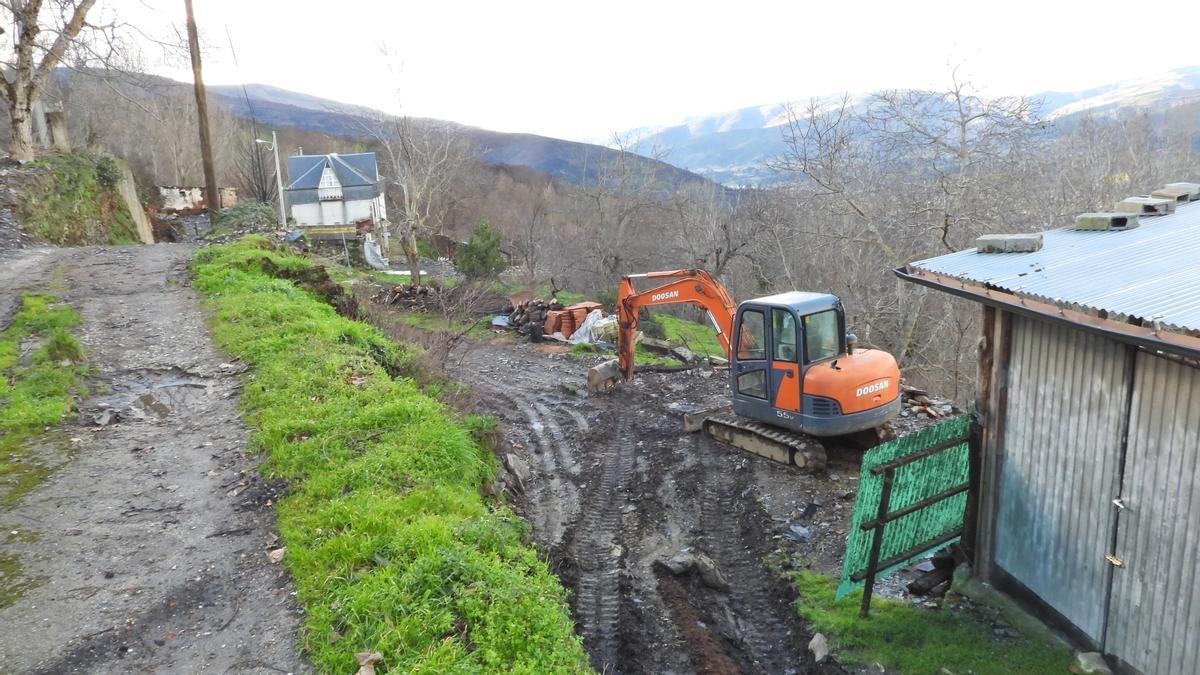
[317,166,342,201]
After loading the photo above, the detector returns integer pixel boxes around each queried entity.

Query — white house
[284,152,387,238]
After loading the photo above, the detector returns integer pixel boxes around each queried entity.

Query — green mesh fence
[836,415,970,599]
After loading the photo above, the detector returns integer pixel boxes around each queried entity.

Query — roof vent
[1115,195,1175,215]
[976,232,1043,253]
[1157,182,1200,202]
[1073,212,1139,231]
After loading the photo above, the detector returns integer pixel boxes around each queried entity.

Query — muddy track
[697,453,807,674]
[440,340,847,675]
[566,416,635,671]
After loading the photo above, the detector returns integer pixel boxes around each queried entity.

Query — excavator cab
[730,292,900,437]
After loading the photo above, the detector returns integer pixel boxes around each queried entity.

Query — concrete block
[1115,195,1175,215]
[1073,212,1139,231]
[1165,182,1200,201]
[976,233,1043,253]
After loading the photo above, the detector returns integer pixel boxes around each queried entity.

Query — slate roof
[285,153,379,191]
[285,152,383,205]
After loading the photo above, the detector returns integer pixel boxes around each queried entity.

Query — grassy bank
[0,293,87,505]
[19,154,139,246]
[192,238,589,673]
[792,571,1070,673]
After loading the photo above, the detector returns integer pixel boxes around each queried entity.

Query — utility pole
[184,0,220,220]
[257,131,288,229]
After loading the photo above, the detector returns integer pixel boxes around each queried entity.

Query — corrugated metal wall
[994,315,1132,641]
[1106,353,1200,674]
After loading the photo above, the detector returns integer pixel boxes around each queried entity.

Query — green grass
[0,293,88,505]
[654,314,724,358]
[192,238,589,674]
[791,571,1071,674]
[633,344,682,366]
[372,271,460,287]
[18,153,139,246]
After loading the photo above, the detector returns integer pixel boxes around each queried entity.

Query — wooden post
[184,0,220,219]
[860,467,895,618]
[963,305,996,563]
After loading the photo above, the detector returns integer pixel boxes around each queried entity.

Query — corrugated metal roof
[909,200,1200,333]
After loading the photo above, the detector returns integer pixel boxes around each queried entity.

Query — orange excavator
[587,269,901,469]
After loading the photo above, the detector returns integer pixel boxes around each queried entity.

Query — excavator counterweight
[586,269,901,470]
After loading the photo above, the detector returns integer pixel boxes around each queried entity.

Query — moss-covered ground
[19,154,138,246]
[791,571,1071,674]
[0,293,87,505]
[192,238,590,674]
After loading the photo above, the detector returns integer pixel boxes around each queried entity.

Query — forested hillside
[29,68,1200,397]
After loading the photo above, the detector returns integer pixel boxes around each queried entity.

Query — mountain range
[626,66,1200,185]
[209,66,1200,190]
[211,84,713,191]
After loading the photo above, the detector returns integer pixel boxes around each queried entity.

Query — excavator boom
[614,269,737,380]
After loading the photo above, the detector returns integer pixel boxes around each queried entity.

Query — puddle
[87,368,212,423]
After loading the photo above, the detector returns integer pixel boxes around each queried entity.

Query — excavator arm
[614,269,738,381]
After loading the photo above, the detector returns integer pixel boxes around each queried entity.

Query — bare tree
[234,124,276,202]
[0,0,110,160]
[358,114,471,287]
[510,180,553,281]
[769,72,1042,395]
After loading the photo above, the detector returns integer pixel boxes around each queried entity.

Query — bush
[93,155,121,189]
[455,221,507,279]
[215,200,277,232]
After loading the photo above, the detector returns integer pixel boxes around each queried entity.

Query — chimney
[1115,195,1175,216]
[1073,212,1139,231]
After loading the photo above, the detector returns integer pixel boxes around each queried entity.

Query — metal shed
[897,199,1200,674]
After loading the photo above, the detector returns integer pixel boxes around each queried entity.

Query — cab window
[803,310,840,363]
[772,309,797,362]
[736,309,765,360]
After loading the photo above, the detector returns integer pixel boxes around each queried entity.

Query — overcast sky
[131,0,1197,142]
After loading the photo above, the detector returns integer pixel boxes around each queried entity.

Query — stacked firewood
[508,298,563,336]
[902,385,955,418]
[371,284,437,309]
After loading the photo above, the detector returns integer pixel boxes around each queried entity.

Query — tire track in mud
[472,387,585,547]
[699,452,809,674]
[567,416,636,673]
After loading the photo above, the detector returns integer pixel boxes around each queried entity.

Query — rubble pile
[900,385,955,419]
[371,283,438,309]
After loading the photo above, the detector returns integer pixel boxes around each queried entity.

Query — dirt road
[447,340,858,675]
[0,245,304,674]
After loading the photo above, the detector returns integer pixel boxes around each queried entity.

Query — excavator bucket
[587,358,622,394]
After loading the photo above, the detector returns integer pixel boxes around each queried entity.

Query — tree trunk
[8,104,35,162]
[403,228,422,288]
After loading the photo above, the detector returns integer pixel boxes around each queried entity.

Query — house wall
[291,199,377,227]
[978,310,1200,674]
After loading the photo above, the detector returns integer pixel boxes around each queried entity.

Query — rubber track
[704,412,826,468]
